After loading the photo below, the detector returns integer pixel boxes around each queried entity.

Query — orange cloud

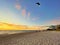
[51,20,60,25]
[47,19,60,25]
[22,9,26,17]
[15,4,21,10]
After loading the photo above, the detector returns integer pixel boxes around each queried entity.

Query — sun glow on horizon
[0,22,49,30]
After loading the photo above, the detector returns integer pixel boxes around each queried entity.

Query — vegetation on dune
[47,25,60,31]
[56,25,60,31]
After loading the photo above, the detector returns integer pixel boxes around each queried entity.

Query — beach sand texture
[0,31,60,45]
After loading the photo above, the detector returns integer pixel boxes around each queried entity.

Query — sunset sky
[0,0,60,26]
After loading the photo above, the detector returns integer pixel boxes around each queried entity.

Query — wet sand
[0,31,60,45]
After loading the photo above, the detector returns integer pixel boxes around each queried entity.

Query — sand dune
[0,31,60,45]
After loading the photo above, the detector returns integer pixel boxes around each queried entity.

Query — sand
[0,31,60,45]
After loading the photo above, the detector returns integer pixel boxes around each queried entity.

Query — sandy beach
[0,31,60,45]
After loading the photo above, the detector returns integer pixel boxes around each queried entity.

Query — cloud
[16,0,19,1]
[32,18,36,21]
[32,18,37,21]
[22,9,26,17]
[51,20,60,25]
[15,4,21,10]
[27,12,30,20]
[47,18,60,25]
[32,17,39,21]
[15,0,31,19]
[28,12,30,17]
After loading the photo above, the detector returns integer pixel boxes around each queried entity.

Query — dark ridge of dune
[0,31,60,45]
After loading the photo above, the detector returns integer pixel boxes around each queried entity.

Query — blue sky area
[0,0,60,26]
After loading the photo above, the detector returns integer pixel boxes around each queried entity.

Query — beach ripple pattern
[0,31,60,45]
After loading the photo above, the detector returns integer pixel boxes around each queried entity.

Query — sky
[0,0,60,26]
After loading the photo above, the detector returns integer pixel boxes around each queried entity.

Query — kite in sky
[36,2,40,6]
